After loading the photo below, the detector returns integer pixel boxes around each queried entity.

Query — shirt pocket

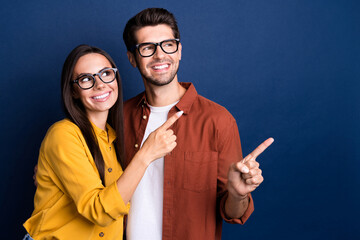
[183,151,218,192]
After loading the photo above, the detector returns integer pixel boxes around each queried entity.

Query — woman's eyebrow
[74,67,111,78]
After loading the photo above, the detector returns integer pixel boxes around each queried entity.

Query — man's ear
[178,42,182,61]
[127,51,137,68]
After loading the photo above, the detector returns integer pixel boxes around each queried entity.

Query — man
[122,8,273,240]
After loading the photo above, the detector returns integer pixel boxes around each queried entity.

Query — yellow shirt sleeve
[40,120,129,227]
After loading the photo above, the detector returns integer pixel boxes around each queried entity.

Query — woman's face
[72,53,118,120]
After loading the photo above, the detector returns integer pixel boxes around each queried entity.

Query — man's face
[128,24,182,86]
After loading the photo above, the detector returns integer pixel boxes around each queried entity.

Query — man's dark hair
[123,8,180,52]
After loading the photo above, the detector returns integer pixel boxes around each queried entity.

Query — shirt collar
[175,82,197,115]
[136,82,198,115]
[90,121,117,143]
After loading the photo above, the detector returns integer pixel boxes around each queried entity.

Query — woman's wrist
[133,149,151,168]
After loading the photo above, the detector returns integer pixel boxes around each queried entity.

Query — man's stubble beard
[136,58,179,87]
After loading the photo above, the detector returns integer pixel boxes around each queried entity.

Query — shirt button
[108,168,112,173]
[99,232,104,237]
[143,115,147,120]
[135,143,139,148]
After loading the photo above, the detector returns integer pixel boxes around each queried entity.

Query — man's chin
[144,77,174,87]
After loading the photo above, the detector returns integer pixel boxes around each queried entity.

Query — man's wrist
[238,193,249,201]
[230,192,249,202]
[224,192,250,219]
[227,185,249,201]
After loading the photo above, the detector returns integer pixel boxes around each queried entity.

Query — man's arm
[225,138,274,218]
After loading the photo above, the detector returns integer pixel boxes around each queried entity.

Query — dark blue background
[1,1,359,239]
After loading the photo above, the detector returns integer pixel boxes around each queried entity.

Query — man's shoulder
[195,94,235,121]
[124,92,145,109]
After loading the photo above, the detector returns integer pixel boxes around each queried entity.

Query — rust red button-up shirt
[124,82,254,240]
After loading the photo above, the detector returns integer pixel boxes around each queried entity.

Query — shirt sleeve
[42,122,129,227]
[216,114,254,224]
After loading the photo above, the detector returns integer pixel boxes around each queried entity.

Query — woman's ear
[72,87,79,99]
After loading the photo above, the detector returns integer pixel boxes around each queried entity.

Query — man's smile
[152,64,169,70]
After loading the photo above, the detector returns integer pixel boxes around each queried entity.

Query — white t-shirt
[126,101,178,240]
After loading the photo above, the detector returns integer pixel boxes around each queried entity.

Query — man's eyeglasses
[73,68,117,90]
[132,39,180,57]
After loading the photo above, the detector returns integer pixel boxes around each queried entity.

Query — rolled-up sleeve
[100,181,131,220]
[219,191,254,224]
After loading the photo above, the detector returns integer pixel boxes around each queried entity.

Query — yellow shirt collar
[90,121,117,144]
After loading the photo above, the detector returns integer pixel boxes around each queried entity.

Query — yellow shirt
[24,119,129,240]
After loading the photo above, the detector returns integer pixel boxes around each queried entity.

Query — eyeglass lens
[139,39,178,57]
[78,68,116,89]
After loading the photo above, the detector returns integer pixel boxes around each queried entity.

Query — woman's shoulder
[39,119,89,165]
[44,119,82,144]
[48,119,79,131]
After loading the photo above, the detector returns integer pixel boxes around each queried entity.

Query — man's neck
[143,78,186,107]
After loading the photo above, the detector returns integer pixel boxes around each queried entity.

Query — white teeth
[93,92,109,99]
[153,64,169,70]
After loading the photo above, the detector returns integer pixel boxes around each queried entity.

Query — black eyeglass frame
[72,68,118,90]
[132,38,180,57]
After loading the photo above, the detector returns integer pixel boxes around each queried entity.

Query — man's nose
[153,45,166,59]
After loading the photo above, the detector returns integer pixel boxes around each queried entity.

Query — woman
[23,44,182,240]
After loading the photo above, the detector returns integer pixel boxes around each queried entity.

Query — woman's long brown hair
[61,44,125,184]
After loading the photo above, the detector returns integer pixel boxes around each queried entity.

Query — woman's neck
[87,111,108,130]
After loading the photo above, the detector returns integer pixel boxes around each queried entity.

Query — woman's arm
[36,112,181,226]
[116,111,183,204]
